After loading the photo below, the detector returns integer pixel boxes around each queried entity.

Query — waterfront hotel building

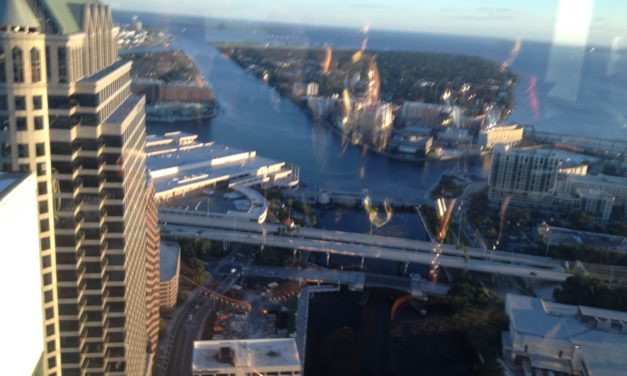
[0,1,157,375]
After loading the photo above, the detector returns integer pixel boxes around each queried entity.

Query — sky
[105,0,626,46]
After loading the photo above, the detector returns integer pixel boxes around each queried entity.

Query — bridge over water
[160,210,571,282]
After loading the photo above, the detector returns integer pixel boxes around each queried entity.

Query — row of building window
[0,46,42,83]
[0,95,43,111]
[2,142,46,158]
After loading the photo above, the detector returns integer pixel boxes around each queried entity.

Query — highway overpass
[161,213,572,282]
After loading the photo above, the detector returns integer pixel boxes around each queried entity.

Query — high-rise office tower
[0,1,151,374]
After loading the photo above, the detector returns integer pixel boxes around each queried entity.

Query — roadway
[160,208,564,269]
[210,263,450,296]
[161,250,251,376]
[163,223,572,282]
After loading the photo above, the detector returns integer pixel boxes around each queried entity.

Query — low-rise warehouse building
[192,338,302,376]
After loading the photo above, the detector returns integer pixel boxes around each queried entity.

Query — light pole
[544,226,551,257]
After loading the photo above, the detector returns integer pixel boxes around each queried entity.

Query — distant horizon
[105,0,626,49]
[112,8,620,50]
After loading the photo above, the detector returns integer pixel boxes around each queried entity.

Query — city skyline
[1,1,626,375]
[104,0,627,47]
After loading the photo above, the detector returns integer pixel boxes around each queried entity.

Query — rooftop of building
[396,125,433,136]
[0,0,40,29]
[146,131,198,148]
[79,60,130,84]
[104,94,143,125]
[482,123,522,133]
[402,101,454,112]
[506,294,627,375]
[438,127,471,138]
[0,172,29,201]
[537,147,600,166]
[160,240,180,282]
[146,133,287,196]
[567,173,627,186]
[493,145,558,157]
[577,188,615,200]
[508,293,627,338]
[7,0,111,35]
[147,142,257,173]
[192,338,301,372]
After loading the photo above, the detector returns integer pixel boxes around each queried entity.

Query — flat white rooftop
[146,133,294,199]
[507,294,627,376]
[0,172,26,199]
[159,240,180,282]
[567,173,627,186]
[192,338,301,374]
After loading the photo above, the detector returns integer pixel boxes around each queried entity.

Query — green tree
[554,276,627,312]
[189,257,208,285]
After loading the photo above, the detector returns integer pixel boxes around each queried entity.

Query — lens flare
[501,38,522,71]
[430,197,456,282]
[321,45,332,75]
[361,24,370,51]
[525,75,540,120]
[497,196,511,249]
[363,195,393,228]
[441,90,452,104]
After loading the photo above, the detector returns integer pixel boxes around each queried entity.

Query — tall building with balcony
[0,1,150,375]
[488,147,560,206]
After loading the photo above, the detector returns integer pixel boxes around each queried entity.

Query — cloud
[350,2,389,10]
[441,6,524,22]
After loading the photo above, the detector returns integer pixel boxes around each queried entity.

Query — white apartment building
[563,174,627,205]
[192,338,302,376]
[0,1,152,374]
[0,172,44,376]
[488,147,560,206]
[400,101,455,126]
[488,147,622,221]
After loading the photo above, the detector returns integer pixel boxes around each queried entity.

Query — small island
[216,42,518,160]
